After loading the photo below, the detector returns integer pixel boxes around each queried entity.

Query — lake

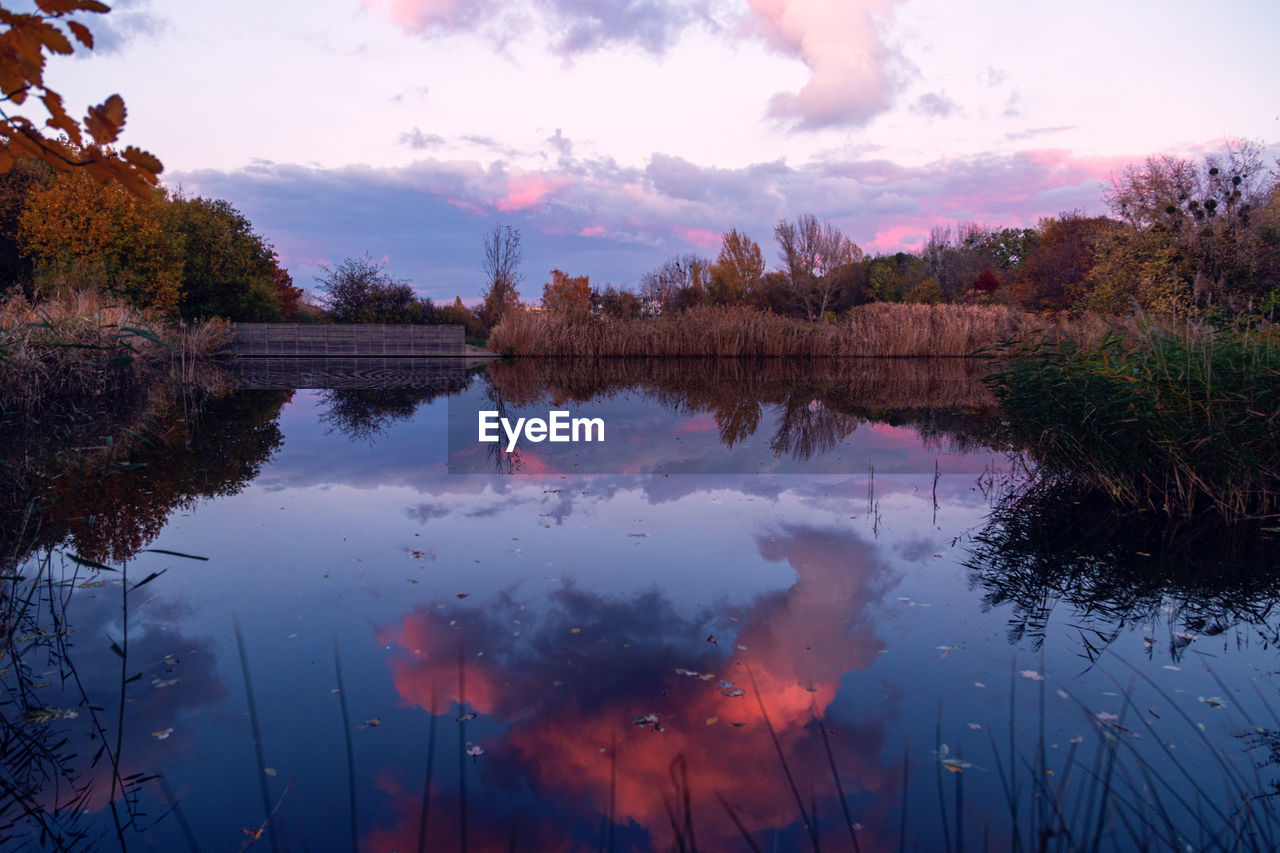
[4,358,1278,851]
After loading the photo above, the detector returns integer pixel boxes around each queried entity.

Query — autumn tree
[170,195,289,321]
[593,285,642,319]
[0,2,162,195]
[1014,213,1115,311]
[709,228,764,305]
[542,268,591,316]
[480,224,522,329]
[0,152,50,292]
[774,214,863,319]
[1099,142,1279,310]
[18,166,183,311]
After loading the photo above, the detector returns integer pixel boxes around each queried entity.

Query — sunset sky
[45,0,1280,300]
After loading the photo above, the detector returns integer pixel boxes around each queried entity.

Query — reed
[0,289,233,414]
[986,317,1280,521]
[488,304,1109,358]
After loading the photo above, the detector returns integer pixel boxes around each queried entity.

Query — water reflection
[2,357,1278,849]
[967,475,1280,658]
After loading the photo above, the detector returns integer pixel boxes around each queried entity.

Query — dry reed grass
[489,304,1111,358]
[0,290,233,412]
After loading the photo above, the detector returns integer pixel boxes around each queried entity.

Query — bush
[315,256,436,324]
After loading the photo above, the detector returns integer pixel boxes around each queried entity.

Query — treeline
[0,155,304,322]
[514,141,1280,323]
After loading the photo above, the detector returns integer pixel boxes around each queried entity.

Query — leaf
[151,728,174,740]
[1019,669,1045,681]
[84,94,125,144]
[65,20,93,48]
[121,145,162,176]
[131,570,166,590]
[140,548,209,561]
[67,552,118,572]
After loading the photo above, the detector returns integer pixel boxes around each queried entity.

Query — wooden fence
[227,323,466,357]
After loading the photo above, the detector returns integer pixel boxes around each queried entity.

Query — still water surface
[6,359,1278,851]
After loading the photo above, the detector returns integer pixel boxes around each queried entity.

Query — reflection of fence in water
[229,356,491,390]
[227,322,465,357]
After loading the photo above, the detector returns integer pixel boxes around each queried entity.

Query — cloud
[174,144,1120,296]
[749,0,906,129]
[911,91,959,120]
[81,0,165,55]
[365,0,712,54]
[398,127,445,149]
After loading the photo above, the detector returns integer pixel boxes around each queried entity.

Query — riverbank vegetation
[0,289,232,416]
[986,318,1279,521]
[489,302,1109,357]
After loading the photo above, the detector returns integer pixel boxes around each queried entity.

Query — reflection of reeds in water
[490,304,1109,358]
[967,475,1280,655]
[484,355,997,410]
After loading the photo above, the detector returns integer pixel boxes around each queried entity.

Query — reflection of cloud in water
[12,588,228,817]
[369,524,900,847]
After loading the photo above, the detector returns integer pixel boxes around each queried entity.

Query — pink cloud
[866,223,930,252]
[673,225,720,249]
[363,0,493,31]
[748,0,905,129]
[496,175,567,212]
[578,225,607,237]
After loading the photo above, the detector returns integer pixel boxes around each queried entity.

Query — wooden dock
[227,323,475,357]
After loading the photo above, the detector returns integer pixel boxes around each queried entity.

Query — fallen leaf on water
[152,728,173,740]
[570,628,582,634]
[361,717,381,728]
[973,682,986,688]
[731,722,747,728]
[457,712,478,722]
[706,717,718,726]
[1019,670,1045,681]
[706,634,718,645]
[264,768,277,777]
[456,593,469,599]
[1163,665,1180,671]
[967,723,982,730]
[466,744,484,758]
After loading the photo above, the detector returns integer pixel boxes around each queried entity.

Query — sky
[36,0,1280,301]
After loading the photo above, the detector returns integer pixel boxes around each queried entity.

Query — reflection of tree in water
[318,376,476,443]
[483,357,1002,463]
[2,391,291,568]
[965,475,1280,659]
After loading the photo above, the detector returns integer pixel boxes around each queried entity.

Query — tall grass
[986,318,1280,521]
[489,304,1110,358]
[0,289,233,413]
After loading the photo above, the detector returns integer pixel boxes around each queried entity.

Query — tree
[315,255,435,324]
[1014,212,1115,311]
[542,269,591,316]
[641,254,713,313]
[480,224,522,329]
[709,228,764,305]
[18,165,183,311]
[0,2,162,195]
[774,214,862,319]
[593,285,642,319]
[170,196,287,321]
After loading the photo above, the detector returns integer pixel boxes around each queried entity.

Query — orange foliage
[541,268,591,315]
[0,2,161,194]
[18,167,183,312]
